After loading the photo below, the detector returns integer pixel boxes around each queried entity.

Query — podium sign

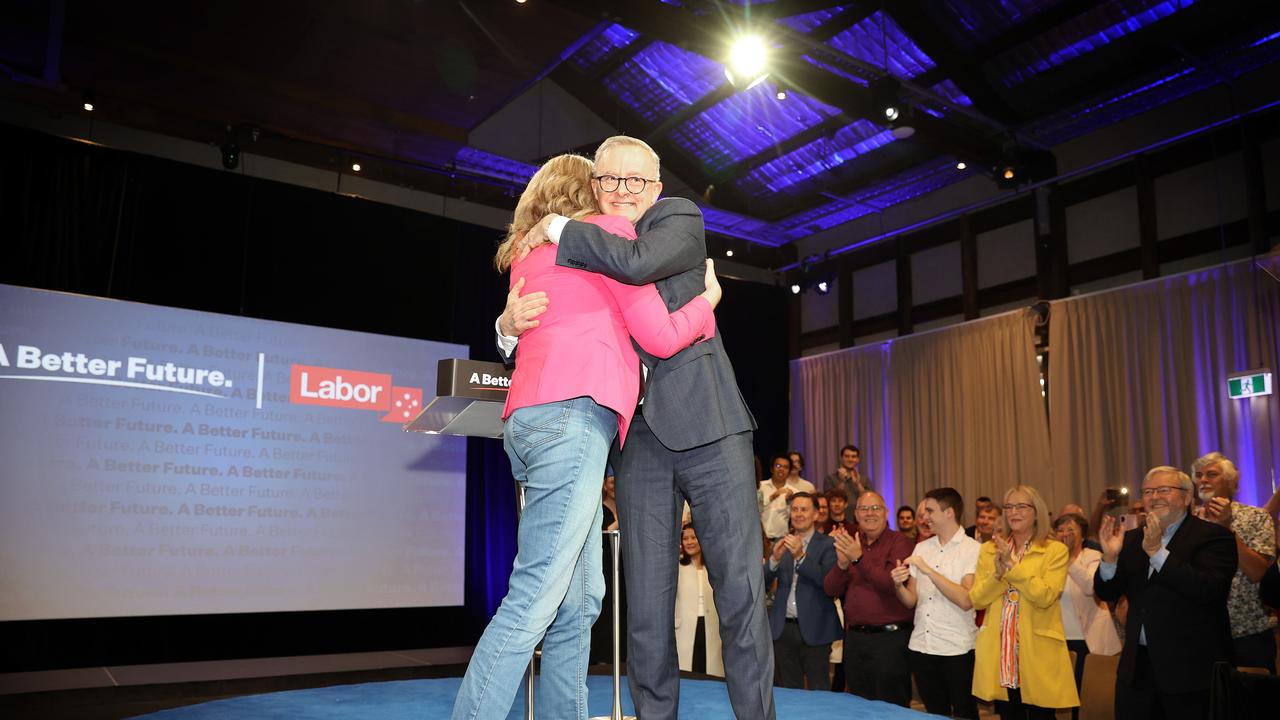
[403,359,513,437]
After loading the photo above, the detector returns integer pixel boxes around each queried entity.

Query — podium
[404,359,632,719]
[403,358,511,437]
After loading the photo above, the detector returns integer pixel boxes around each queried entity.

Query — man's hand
[771,535,789,563]
[1099,514,1124,564]
[498,277,548,338]
[831,527,860,570]
[783,533,805,562]
[1141,512,1165,557]
[890,559,911,585]
[513,214,560,263]
[1203,497,1233,528]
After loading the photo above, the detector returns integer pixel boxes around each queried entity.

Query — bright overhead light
[956,161,967,171]
[1003,167,1015,180]
[726,34,769,88]
[816,280,830,295]
[790,283,801,295]
[351,163,361,172]
[726,249,734,257]
[83,103,94,112]
[884,105,899,121]
[776,89,787,100]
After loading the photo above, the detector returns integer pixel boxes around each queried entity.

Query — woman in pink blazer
[452,154,720,720]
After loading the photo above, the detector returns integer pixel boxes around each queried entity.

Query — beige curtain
[1049,259,1280,508]
[791,310,1053,518]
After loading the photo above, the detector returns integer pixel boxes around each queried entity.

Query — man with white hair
[1094,466,1237,720]
[1192,451,1277,672]
[498,136,772,720]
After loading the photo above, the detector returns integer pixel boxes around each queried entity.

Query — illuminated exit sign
[1228,370,1272,399]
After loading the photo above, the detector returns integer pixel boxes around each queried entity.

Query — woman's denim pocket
[508,403,571,450]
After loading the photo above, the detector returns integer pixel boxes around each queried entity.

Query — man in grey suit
[498,136,774,719]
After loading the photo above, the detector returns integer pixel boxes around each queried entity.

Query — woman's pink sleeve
[605,280,715,359]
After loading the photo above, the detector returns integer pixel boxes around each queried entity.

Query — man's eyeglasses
[1003,503,1034,513]
[855,505,884,513]
[593,175,655,193]
[772,463,790,469]
[1140,485,1184,498]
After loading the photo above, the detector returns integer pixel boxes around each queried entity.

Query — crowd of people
[674,448,1280,719]
[476,134,1277,720]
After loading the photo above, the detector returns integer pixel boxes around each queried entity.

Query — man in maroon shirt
[824,491,915,706]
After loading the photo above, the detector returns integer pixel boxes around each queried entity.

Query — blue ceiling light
[453,147,537,185]
[776,6,849,34]
[801,54,871,85]
[935,0,1069,50]
[568,23,641,74]
[732,119,895,196]
[929,79,974,107]
[601,41,726,124]
[826,11,936,79]
[995,0,1200,88]
[668,81,839,174]
[701,206,785,247]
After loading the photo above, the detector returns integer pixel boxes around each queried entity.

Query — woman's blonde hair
[996,484,1054,546]
[494,154,598,272]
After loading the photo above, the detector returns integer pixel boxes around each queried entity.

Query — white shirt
[907,529,981,657]
[758,478,816,539]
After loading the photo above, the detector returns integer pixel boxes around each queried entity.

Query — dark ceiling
[3,0,1279,262]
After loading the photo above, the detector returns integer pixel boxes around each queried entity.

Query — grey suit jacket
[554,197,756,451]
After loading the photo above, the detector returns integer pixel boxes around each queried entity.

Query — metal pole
[516,483,536,720]
[592,528,635,720]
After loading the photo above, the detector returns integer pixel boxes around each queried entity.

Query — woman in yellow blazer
[970,485,1079,719]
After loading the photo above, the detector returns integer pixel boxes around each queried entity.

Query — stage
[128,675,940,719]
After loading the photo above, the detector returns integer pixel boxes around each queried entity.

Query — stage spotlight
[790,283,801,295]
[351,163,362,172]
[82,89,95,112]
[221,142,240,170]
[870,77,902,125]
[956,161,967,171]
[1003,167,1015,180]
[776,88,787,100]
[815,279,830,295]
[726,249,734,257]
[726,34,769,89]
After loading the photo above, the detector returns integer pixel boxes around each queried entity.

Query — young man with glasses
[760,454,815,540]
[497,136,773,720]
[1094,466,1237,720]
[824,491,915,706]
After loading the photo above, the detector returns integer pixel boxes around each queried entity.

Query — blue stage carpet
[129,676,938,719]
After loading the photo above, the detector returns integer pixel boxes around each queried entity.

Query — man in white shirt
[890,487,981,719]
[759,454,815,540]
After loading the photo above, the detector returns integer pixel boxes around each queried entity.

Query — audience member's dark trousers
[1232,629,1276,674]
[774,621,831,690]
[909,649,979,719]
[1116,645,1209,720]
[844,626,911,706]
[830,655,845,692]
[1066,638,1089,720]
[995,688,1056,720]
[692,616,706,674]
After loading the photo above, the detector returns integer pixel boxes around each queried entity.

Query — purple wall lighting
[568,23,641,74]
[826,12,936,80]
[668,82,840,175]
[601,41,725,125]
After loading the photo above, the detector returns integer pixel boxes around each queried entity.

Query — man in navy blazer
[1094,466,1236,720]
[765,492,842,690]
[498,137,772,720]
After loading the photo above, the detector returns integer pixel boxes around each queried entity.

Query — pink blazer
[502,214,715,445]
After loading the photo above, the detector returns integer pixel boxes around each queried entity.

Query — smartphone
[1119,514,1140,532]
[1105,487,1129,503]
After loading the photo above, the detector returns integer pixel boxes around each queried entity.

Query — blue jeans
[452,397,615,720]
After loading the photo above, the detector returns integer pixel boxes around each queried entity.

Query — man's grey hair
[595,135,661,180]
[1145,465,1194,493]
[1191,451,1240,495]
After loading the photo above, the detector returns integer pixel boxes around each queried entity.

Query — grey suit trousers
[614,413,775,720]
